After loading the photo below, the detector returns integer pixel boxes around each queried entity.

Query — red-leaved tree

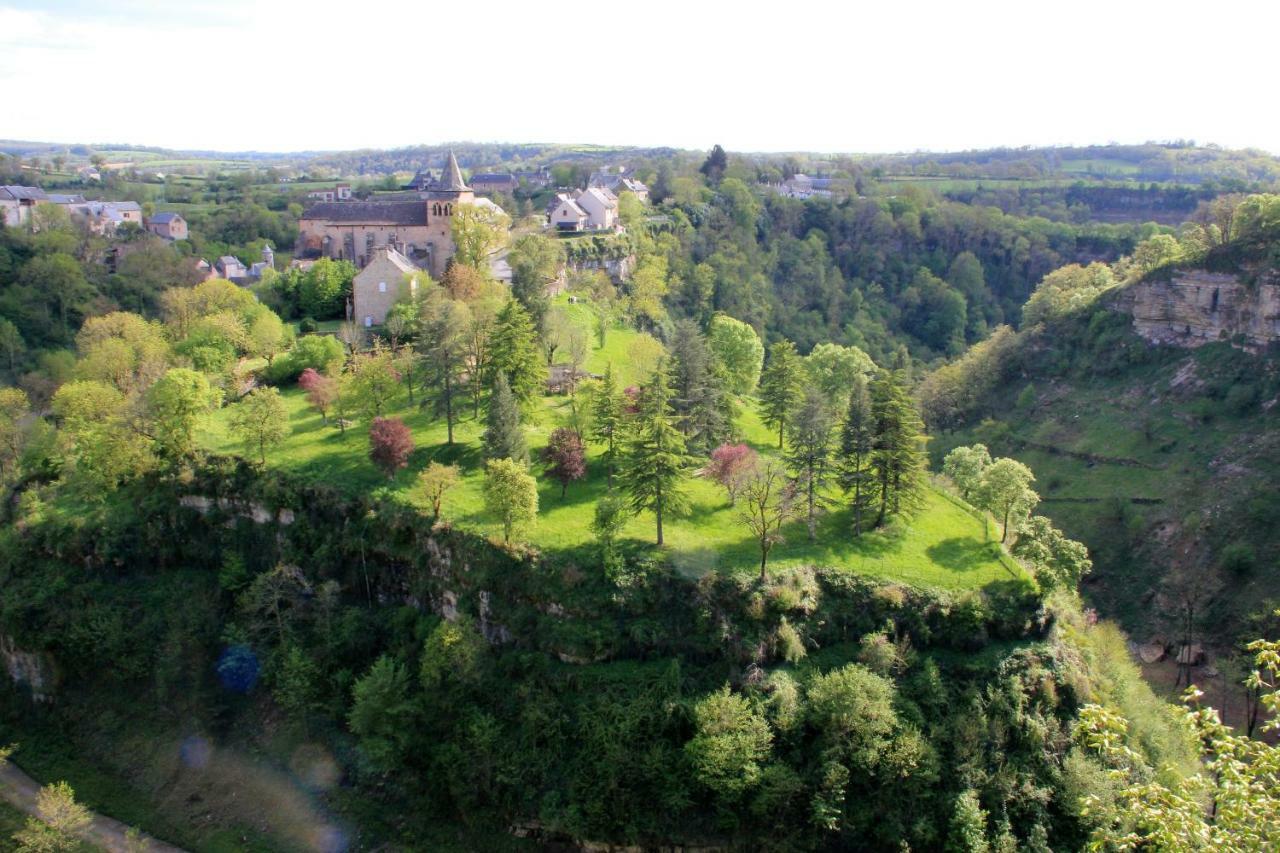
[706,443,758,504]
[368,416,414,478]
[543,427,587,497]
[298,368,338,423]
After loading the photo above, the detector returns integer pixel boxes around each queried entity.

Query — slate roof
[470,172,516,183]
[300,201,428,225]
[150,212,183,223]
[72,201,140,222]
[364,246,420,275]
[436,150,469,192]
[0,186,48,201]
[579,186,618,208]
[548,193,587,219]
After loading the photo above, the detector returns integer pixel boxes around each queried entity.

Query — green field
[201,301,1020,591]
[1059,157,1143,176]
[875,176,1079,194]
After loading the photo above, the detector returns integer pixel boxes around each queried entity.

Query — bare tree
[337,321,364,363]
[738,459,799,582]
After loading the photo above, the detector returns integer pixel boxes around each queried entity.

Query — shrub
[857,632,899,675]
[775,618,806,663]
[1221,542,1257,577]
[268,334,344,384]
[1225,383,1259,415]
[298,316,318,334]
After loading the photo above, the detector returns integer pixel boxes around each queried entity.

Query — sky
[2,0,1278,156]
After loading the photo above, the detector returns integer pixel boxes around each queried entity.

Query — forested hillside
[923,192,1280,661]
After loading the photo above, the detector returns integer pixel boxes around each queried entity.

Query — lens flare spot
[179,735,212,769]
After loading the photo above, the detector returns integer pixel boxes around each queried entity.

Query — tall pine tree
[759,339,803,448]
[786,387,834,541]
[589,363,624,488]
[619,361,689,546]
[837,376,876,536]
[483,372,526,464]
[870,370,927,525]
[421,298,470,445]
[488,300,545,405]
[670,319,733,454]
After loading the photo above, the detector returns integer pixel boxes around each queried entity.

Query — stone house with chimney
[352,246,422,327]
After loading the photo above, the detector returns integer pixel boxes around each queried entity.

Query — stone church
[296,151,477,279]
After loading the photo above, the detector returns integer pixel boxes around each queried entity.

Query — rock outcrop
[1112,270,1280,350]
[1,635,56,702]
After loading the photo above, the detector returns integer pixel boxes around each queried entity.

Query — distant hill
[858,142,1280,186]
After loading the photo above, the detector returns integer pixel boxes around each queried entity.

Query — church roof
[300,201,428,226]
[436,150,469,192]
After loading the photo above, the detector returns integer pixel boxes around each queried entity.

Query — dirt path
[0,760,187,853]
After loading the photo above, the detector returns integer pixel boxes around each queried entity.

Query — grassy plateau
[201,300,1021,592]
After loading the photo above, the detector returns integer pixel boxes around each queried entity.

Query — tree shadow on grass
[419,439,484,469]
[926,537,996,573]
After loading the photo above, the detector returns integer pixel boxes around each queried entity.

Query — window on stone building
[379,281,386,293]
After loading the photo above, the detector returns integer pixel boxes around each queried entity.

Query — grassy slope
[932,340,1280,639]
[201,300,1017,592]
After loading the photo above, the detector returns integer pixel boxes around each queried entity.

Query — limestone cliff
[1112,269,1280,350]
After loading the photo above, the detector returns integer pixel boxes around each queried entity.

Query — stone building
[147,211,188,240]
[353,246,422,327]
[68,200,143,234]
[469,172,518,194]
[297,151,475,278]
[0,186,87,228]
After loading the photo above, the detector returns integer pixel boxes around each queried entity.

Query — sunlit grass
[201,302,1018,590]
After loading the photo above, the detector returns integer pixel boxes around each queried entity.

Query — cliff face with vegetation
[1112,270,1280,351]
[0,461,1198,852]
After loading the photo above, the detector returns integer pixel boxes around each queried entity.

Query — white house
[548,193,588,231]
[306,183,352,203]
[574,187,619,230]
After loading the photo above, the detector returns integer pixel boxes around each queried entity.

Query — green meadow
[201,301,1021,591]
